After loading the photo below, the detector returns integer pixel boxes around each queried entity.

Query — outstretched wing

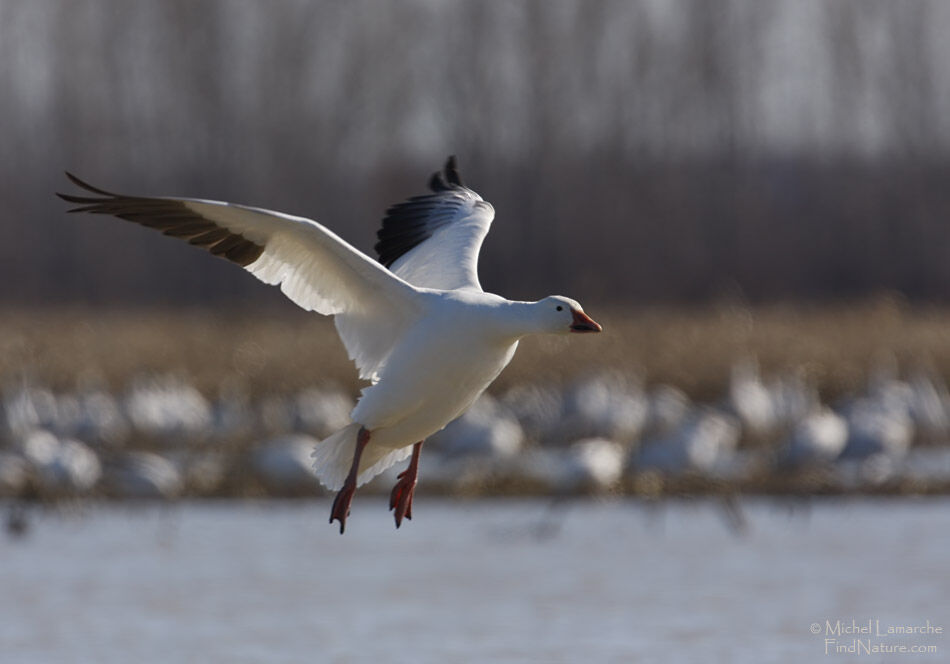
[374,156,495,291]
[57,174,425,382]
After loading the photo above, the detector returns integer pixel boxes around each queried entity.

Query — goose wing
[375,156,495,291]
[57,174,425,382]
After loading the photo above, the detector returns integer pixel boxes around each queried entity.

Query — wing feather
[57,174,425,381]
[374,156,494,291]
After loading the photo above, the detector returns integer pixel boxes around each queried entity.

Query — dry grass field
[2,296,949,400]
[2,297,949,500]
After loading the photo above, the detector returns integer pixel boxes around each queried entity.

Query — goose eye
[556,305,563,311]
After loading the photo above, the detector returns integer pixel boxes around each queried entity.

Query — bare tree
[2,0,949,305]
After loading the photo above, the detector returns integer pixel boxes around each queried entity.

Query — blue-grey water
[1,498,947,663]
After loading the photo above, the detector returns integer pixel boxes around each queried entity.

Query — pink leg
[329,427,371,534]
[389,441,423,528]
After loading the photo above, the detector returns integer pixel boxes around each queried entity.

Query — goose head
[534,296,603,335]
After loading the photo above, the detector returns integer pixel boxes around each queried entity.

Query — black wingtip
[427,155,463,192]
[60,171,119,198]
[54,192,88,212]
[428,171,448,192]
[444,155,463,187]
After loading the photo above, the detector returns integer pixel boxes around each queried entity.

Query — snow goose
[58,156,602,532]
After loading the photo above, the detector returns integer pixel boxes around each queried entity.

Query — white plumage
[58,156,602,531]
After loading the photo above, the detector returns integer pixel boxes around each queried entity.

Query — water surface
[2,498,947,663]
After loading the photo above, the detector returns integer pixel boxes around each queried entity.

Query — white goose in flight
[58,157,602,532]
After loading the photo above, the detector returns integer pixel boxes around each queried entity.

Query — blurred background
[2,2,949,662]
[5,0,950,304]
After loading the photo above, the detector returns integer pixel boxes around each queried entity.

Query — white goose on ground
[58,157,602,532]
